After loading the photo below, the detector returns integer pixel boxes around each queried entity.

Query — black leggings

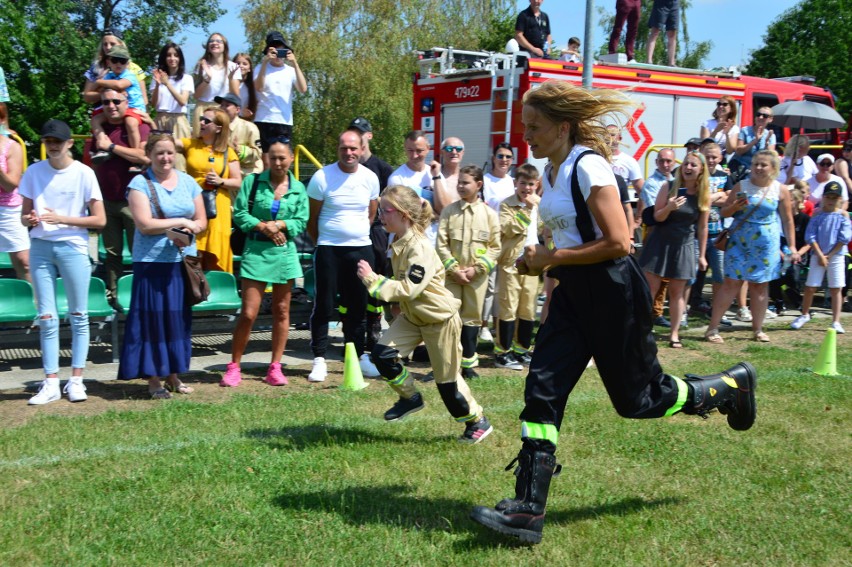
[521,256,681,433]
[310,244,375,357]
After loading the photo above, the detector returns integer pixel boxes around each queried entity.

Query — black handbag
[201,155,228,219]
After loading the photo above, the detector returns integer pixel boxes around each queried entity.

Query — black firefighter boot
[470,446,561,544]
[683,361,757,431]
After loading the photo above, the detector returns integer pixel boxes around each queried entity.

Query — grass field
[0,323,849,566]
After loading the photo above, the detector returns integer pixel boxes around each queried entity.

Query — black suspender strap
[569,150,598,244]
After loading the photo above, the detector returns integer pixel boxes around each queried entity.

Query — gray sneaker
[790,313,811,330]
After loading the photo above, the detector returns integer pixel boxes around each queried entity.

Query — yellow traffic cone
[341,342,369,390]
[812,328,838,377]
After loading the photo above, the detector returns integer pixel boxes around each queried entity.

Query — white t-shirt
[539,146,618,250]
[307,163,379,246]
[151,74,194,113]
[610,152,643,183]
[524,206,539,247]
[701,118,741,155]
[196,61,241,103]
[807,174,849,210]
[778,155,818,183]
[388,163,435,205]
[18,160,103,254]
[483,172,515,211]
[254,63,297,125]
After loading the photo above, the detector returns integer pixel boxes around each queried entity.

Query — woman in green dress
[223,138,308,386]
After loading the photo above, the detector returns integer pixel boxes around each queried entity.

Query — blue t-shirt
[128,171,201,262]
[737,126,776,169]
[106,69,144,111]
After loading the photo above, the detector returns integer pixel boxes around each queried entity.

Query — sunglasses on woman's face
[716,102,730,107]
[199,117,213,125]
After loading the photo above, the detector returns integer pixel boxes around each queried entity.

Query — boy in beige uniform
[496,164,541,370]
[436,166,501,378]
[358,185,493,443]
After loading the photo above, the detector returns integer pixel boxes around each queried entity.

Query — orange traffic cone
[341,342,369,390]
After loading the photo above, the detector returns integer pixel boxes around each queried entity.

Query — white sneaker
[478,327,494,343]
[28,380,61,405]
[627,58,638,64]
[64,379,88,402]
[764,309,778,319]
[308,357,327,382]
[830,321,845,334]
[790,313,811,330]
[359,353,380,377]
[736,307,753,322]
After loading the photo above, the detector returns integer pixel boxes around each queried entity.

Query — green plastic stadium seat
[98,233,133,266]
[116,274,134,314]
[0,251,13,270]
[0,279,37,323]
[56,277,119,362]
[192,270,242,313]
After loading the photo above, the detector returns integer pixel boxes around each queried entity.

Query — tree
[597,0,712,69]
[239,0,514,166]
[745,0,852,120]
[0,0,222,160]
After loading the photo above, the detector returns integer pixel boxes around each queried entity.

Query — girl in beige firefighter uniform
[357,185,494,444]
[436,165,501,379]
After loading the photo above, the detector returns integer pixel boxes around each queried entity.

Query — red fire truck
[412,47,843,170]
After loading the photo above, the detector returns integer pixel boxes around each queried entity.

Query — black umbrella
[771,100,846,131]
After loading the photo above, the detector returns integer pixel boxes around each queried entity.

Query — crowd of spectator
[0,18,849,409]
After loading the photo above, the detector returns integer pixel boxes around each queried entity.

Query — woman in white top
[700,95,740,160]
[470,81,758,545]
[480,142,517,340]
[19,120,106,406]
[192,32,241,135]
[779,134,818,185]
[151,42,194,171]
[233,53,258,120]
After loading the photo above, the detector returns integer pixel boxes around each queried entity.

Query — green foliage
[476,6,517,53]
[596,0,712,68]
[0,0,222,161]
[239,0,514,166]
[745,0,852,119]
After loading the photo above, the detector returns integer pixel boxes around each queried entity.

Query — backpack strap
[569,149,599,244]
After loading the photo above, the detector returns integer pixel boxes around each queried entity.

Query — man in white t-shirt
[254,31,307,161]
[436,136,465,212]
[388,130,444,245]
[306,130,380,382]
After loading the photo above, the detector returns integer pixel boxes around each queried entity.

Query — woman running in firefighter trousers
[468,80,758,544]
[356,184,494,444]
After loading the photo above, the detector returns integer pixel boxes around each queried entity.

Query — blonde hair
[670,151,710,212]
[203,108,231,154]
[790,186,805,211]
[753,149,781,175]
[784,135,810,158]
[522,81,636,160]
[381,185,434,234]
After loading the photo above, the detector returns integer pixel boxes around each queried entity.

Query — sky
[181,0,802,71]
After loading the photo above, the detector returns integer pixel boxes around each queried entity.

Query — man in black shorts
[646,0,679,66]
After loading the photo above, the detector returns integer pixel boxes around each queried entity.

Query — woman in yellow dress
[177,108,241,272]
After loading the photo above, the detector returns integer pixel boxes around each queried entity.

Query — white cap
[506,38,519,53]
[816,153,835,164]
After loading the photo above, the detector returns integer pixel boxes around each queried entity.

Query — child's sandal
[704,329,724,344]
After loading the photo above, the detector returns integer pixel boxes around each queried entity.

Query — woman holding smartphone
[118,133,207,399]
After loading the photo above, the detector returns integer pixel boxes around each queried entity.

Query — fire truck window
[753,94,781,141]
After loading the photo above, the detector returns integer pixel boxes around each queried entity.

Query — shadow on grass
[272,482,681,545]
[244,424,454,449]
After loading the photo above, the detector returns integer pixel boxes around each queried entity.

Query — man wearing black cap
[217,93,262,177]
[254,31,307,165]
[348,116,393,357]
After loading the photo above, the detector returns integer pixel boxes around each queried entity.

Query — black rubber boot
[683,361,757,431]
[498,319,515,353]
[365,313,383,352]
[470,446,561,544]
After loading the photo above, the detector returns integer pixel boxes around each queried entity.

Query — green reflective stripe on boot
[338,305,348,315]
[366,304,383,313]
[388,367,409,386]
[521,422,558,446]
[664,375,689,417]
[461,355,479,369]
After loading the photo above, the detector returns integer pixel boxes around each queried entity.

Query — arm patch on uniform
[408,264,426,284]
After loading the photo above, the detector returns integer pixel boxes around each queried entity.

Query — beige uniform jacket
[363,229,461,326]
[229,116,263,176]
[498,194,539,266]
[436,198,501,276]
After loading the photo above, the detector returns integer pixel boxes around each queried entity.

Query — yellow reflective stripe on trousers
[388,367,409,386]
[455,412,477,423]
[521,422,559,445]
[665,375,689,417]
